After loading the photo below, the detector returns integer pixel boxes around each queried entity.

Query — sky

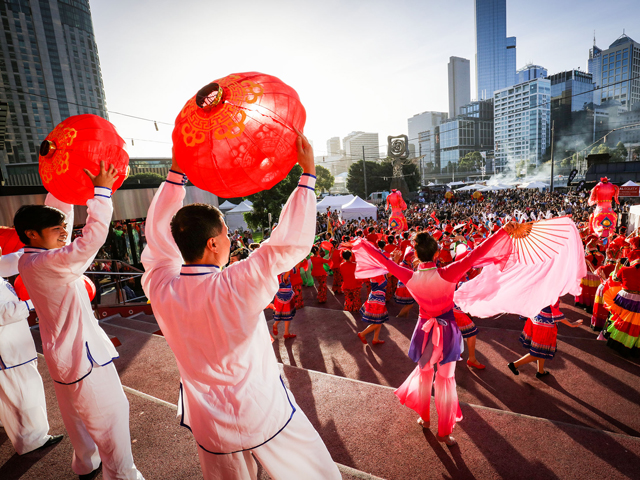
[89,0,640,160]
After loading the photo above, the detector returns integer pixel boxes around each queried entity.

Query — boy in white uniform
[141,135,340,480]
[14,163,143,480]
[0,249,63,454]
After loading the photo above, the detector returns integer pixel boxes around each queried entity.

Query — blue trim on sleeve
[182,264,220,268]
[182,376,297,455]
[298,184,315,191]
[301,173,317,179]
[166,180,185,186]
[94,186,112,191]
[94,194,111,199]
[0,356,38,371]
[180,272,215,276]
[169,169,184,175]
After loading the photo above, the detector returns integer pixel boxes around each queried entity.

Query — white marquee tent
[340,196,377,221]
[455,184,485,191]
[218,200,238,212]
[225,201,253,232]
[316,195,355,212]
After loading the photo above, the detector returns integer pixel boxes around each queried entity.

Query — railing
[86,259,147,306]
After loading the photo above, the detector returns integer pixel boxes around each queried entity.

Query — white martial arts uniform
[0,251,53,455]
[141,171,340,480]
[18,189,143,480]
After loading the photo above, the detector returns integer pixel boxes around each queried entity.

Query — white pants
[198,391,340,480]
[52,362,144,480]
[0,359,51,454]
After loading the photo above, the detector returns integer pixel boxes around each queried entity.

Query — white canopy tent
[518,181,549,190]
[448,181,466,187]
[455,184,485,191]
[316,194,355,212]
[622,180,639,187]
[218,200,238,212]
[340,196,377,221]
[478,183,513,192]
[225,202,252,232]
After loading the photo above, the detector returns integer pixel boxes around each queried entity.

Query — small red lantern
[14,274,96,301]
[39,114,129,205]
[0,227,24,254]
[172,72,306,198]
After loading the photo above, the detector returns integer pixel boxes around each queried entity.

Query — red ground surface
[2,279,639,479]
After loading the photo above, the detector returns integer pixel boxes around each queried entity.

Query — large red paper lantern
[14,274,96,301]
[172,72,306,197]
[0,227,24,254]
[39,114,129,205]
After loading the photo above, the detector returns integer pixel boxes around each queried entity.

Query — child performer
[508,301,582,378]
[272,271,297,339]
[340,250,362,312]
[141,137,340,480]
[395,246,416,317]
[353,223,517,445]
[14,163,143,479]
[310,246,330,303]
[0,249,64,455]
[330,241,343,294]
[357,273,389,345]
[290,261,305,309]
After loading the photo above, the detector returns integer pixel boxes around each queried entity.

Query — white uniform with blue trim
[18,189,143,479]
[0,251,53,454]
[142,171,340,480]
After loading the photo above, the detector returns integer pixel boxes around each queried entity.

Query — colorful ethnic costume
[360,275,389,324]
[590,264,616,331]
[519,303,565,359]
[575,249,604,308]
[141,171,340,479]
[394,249,415,306]
[273,274,296,323]
[604,263,640,355]
[340,259,362,312]
[588,178,619,239]
[310,254,330,303]
[290,264,304,309]
[330,247,343,294]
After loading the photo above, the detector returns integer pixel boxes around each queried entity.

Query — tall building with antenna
[0,0,107,184]
[588,32,603,105]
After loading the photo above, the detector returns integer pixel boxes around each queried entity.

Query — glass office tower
[0,0,107,182]
[475,0,516,100]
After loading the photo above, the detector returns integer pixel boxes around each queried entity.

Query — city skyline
[80,1,640,159]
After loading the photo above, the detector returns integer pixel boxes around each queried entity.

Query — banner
[619,185,640,197]
[575,180,586,192]
[567,169,578,186]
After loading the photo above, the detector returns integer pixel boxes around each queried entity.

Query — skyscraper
[326,136,341,155]
[407,111,447,157]
[597,34,640,111]
[342,131,379,161]
[493,78,551,173]
[515,64,547,84]
[0,0,107,183]
[448,57,471,118]
[588,36,602,105]
[475,0,516,100]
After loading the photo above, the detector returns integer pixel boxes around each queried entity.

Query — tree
[243,165,303,231]
[590,144,611,156]
[346,160,385,198]
[612,141,628,162]
[458,151,484,172]
[122,172,165,186]
[315,165,334,193]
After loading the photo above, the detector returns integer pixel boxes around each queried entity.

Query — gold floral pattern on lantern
[39,123,77,184]
[178,76,265,146]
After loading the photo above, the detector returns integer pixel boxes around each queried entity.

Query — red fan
[320,241,333,251]
[509,220,572,265]
[14,274,96,301]
[39,114,129,205]
[0,227,24,254]
[172,72,306,198]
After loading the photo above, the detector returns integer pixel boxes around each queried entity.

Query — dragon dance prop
[588,177,619,239]
[386,189,408,231]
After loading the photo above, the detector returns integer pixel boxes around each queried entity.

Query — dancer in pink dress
[353,224,516,445]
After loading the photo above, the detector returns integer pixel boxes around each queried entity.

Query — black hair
[230,247,250,261]
[414,232,439,262]
[170,203,224,263]
[377,240,386,249]
[342,250,352,261]
[311,245,319,255]
[387,235,394,244]
[13,204,66,245]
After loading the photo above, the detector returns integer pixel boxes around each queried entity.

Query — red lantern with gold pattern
[39,114,129,205]
[172,72,306,198]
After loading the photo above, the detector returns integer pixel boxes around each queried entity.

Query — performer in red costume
[588,177,619,239]
[386,189,408,232]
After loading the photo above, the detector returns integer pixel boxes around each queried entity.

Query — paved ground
[1,279,639,479]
